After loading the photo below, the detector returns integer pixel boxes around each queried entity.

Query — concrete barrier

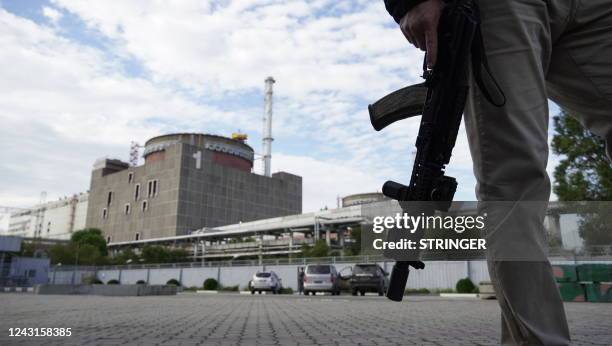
[35,284,177,296]
[35,284,92,295]
[439,293,479,298]
[478,281,496,300]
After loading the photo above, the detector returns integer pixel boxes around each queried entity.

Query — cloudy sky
[0,0,561,217]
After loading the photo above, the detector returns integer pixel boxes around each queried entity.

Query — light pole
[53,263,61,284]
[200,240,205,266]
[72,243,80,285]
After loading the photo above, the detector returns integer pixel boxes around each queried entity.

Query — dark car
[346,264,389,296]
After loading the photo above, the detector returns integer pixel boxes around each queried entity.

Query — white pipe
[262,76,275,177]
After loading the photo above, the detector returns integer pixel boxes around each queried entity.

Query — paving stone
[0,293,609,345]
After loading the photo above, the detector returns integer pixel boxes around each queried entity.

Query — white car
[250,271,282,294]
[303,264,340,295]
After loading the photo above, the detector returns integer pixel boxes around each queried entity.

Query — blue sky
[0,0,562,216]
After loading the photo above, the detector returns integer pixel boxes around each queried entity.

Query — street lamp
[71,243,80,285]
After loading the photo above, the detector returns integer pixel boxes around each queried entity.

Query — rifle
[368,0,504,302]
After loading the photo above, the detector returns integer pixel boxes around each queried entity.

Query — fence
[49,257,486,291]
[49,250,612,291]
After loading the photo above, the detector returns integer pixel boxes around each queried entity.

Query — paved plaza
[0,293,610,345]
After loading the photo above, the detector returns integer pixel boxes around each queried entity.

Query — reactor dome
[143,133,255,171]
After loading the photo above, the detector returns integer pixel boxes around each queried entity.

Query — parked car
[345,264,389,296]
[303,264,340,295]
[250,271,282,294]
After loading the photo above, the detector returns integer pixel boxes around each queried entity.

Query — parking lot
[0,293,610,345]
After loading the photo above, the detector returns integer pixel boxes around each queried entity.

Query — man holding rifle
[383,0,612,344]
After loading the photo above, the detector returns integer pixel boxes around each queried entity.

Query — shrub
[107,279,120,285]
[456,278,476,293]
[136,280,146,285]
[203,278,219,290]
[433,288,455,294]
[166,279,181,286]
[83,275,103,284]
[280,287,294,295]
[220,285,239,292]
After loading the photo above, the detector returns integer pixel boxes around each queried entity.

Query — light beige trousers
[465,0,612,344]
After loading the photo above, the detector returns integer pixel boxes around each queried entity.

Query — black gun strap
[471,25,506,107]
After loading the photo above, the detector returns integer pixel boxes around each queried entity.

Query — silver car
[303,264,340,295]
[250,271,282,294]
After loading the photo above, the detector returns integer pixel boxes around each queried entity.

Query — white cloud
[50,0,419,97]
[273,153,382,211]
[13,0,582,213]
[0,8,256,206]
[42,6,62,24]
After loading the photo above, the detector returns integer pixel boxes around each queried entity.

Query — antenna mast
[130,141,141,167]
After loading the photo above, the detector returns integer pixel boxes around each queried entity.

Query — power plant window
[124,204,131,215]
[107,191,113,206]
[147,180,159,197]
[106,236,111,244]
[128,172,134,183]
[135,233,140,241]
[102,208,108,219]
[134,184,140,201]
[142,200,148,212]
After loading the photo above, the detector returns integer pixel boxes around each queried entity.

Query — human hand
[399,0,444,69]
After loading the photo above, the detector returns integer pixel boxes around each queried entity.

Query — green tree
[301,239,330,257]
[48,243,75,265]
[48,243,106,265]
[577,209,611,250]
[71,228,108,256]
[345,226,362,256]
[141,245,170,263]
[20,241,37,257]
[552,110,612,200]
[552,110,612,248]
[47,229,108,265]
[75,244,104,266]
[168,248,190,263]
[112,248,140,265]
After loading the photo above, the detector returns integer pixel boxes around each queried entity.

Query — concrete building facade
[4,194,88,240]
[86,133,302,243]
[0,236,50,286]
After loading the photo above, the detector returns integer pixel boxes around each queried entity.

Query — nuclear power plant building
[86,133,302,243]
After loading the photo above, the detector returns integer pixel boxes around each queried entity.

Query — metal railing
[209,238,313,251]
[0,276,31,287]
